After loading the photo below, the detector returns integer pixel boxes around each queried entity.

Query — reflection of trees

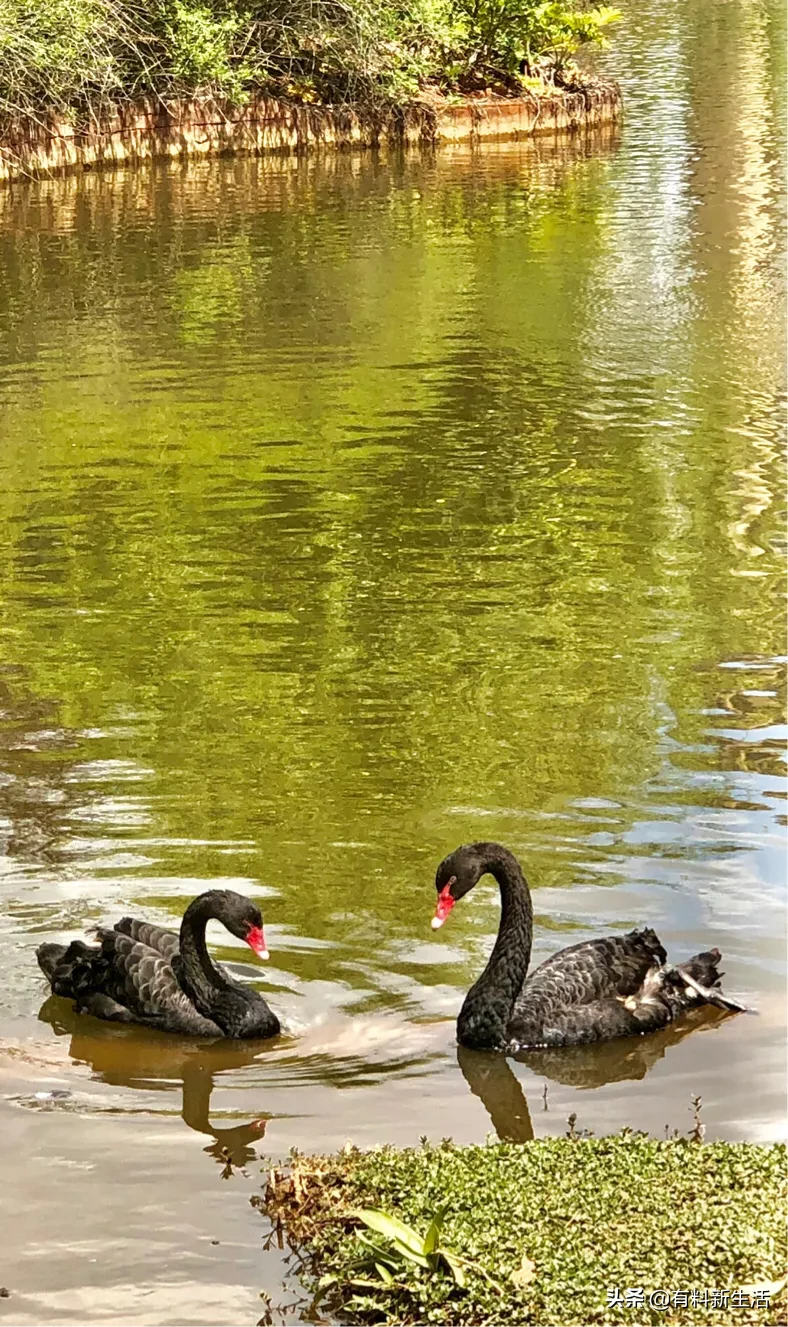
[0,32,783,954]
[591,0,785,718]
[38,997,271,1169]
[0,674,82,866]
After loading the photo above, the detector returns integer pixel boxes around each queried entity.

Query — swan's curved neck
[178,895,232,1006]
[181,1065,216,1137]
[457,844,533,1050]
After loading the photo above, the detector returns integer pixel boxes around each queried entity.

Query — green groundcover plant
[261,1137,787,1325]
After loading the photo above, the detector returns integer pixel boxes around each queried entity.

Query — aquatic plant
[262,1135,787,1324]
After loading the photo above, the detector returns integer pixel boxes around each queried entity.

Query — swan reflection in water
[38,996,273,1169]
[458,1005,731,1143]
[36,994,731,1154]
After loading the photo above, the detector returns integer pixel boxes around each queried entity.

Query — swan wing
[519,927,667,1008]
[508,994,673,1050]
[75,929,221,1035]
[112,916,180,962]
[508,935,746,1048]
[112,920,250,996]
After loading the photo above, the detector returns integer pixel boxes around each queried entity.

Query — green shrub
[160,0,243,94]
[446,0,621,84]
[0,0,619,125]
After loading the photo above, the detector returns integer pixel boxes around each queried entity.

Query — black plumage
[36,889,280,1039]
[432,842,748,1051]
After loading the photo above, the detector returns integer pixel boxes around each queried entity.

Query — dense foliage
[264,1138,787,1325]
[0,0,619,125]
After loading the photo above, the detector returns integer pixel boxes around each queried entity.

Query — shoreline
[261,1137,787,1325]
[0,82,621,185]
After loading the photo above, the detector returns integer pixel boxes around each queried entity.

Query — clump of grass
[261,1137,787,1325]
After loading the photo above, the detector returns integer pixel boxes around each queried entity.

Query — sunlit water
[0,0,785,1320]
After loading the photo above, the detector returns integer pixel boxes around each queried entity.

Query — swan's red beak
[245,925,269,960]
[432,883,456,930]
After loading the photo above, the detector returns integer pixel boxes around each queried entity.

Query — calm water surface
[0,0,785,1320]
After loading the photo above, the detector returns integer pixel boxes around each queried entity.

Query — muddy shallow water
[0,0,785,1320]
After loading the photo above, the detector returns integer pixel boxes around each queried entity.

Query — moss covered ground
[262,1137,787,1325]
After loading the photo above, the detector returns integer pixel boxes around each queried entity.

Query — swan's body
[36,889,280,1039]
[432,843,747,1051]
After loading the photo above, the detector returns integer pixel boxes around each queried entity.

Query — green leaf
[345,1295,385,1312]
[739,1278,786,1298]
[391,1239,430,1267]
[353,1208,426,1256]
[443,1251,467,1287]
[423,1205,447,1254]
[355,1231,386,1253]
[511,1252,536,1288]
[374,1262,394,1284]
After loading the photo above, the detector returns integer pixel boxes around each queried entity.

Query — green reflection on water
[0,2,784,996]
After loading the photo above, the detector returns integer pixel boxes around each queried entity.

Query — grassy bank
[262,1137,787,1325]
[0,0,619,131]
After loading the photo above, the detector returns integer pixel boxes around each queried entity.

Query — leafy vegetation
[449,0,620,86]
[338,1206,471,1299]
[263,1138,787,1324]
[0,0,619,130]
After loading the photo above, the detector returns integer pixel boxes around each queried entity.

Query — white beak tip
[259,949,270,960]
[431,916,444,930]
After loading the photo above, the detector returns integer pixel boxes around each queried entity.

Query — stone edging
[0,83,621,183]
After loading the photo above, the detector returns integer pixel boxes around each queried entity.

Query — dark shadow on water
[457,1045,535,1141]
[457,1006,731,1141]
[38,996,274,1168]
[514,1007,731,1088]
[36,995,734,1154]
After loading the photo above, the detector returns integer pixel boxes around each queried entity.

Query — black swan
[432,842,748,1051]
[36,889,281,1039]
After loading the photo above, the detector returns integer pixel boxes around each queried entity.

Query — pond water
[0,0,785,1321]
